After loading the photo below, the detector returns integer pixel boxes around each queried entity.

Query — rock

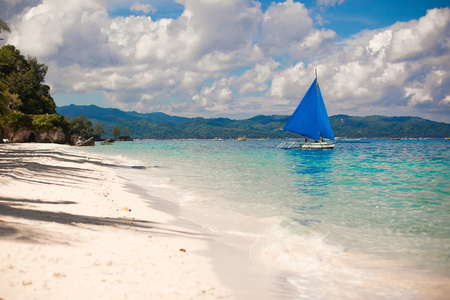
[2,125,35,143]
[0,125,67,144]
[101,138,114,145]
[116,135,133,141]
[72,136,95,146]
[36,129,66,143]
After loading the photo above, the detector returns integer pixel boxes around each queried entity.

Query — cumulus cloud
[260,0,313,54]
[3,0,450,122]
[325,8,450,121]
[130,1,156,14]
[8,0,110,60]
[231,59,279,95]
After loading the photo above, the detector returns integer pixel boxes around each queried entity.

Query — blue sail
[283,78,335,141]
[316,84,335,141]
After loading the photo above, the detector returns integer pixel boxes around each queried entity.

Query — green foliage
[68,115,93,138]
[329,115,450,138]
[0,45,56,115]
[112,126,120,138]
[3,90,21,112]
[0,18,11,40]
[94,122,104,138]
[57,105,450,139]
[31,114,65,131]
[0,82,8,116]
[123,126,130,136]
[0,111,32,129]
[0,44,67,141]
[0,111,66,132]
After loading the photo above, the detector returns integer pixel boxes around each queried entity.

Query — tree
[94,122,104,139]
[123,126,130,136]
[68,115,93,138]
[0,82,8,116]
[0,18,11,40]
[27,56,48,85]
[0,45,56,114]
[112,126,120,139]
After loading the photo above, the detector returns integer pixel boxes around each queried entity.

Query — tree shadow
[0,196,206,244]
[0,145,207,245]
[0,146,149,186]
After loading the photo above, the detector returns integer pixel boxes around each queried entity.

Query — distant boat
[237,136,247,141]
[278,70,335,149]
[389,138,401,140]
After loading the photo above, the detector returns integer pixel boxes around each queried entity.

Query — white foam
[249,224,423,299]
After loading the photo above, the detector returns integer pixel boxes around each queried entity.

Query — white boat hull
[277,141,336,149]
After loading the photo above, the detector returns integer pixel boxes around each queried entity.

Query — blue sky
[1,0,450,122]
[305,0,450,37]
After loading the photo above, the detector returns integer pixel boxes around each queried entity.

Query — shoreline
[0,143,232,299]
[2,142,449,299]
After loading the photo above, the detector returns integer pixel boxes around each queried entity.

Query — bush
[68,115,93,138]
[0,111,32,129]
[31,114,64,131]
[0,112,66,131]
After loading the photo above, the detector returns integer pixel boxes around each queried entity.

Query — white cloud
[260,0,312,53]
[388,8,450,62]
[269,62,310,99]
[8,0,109,59]
[232,59,279,95]
[130,1,156,14]
[307,8,450,120]
[441,95,450,105]
[191,78,233,112]
[404,69,447,106]
[3,1,450,122]
[317,0,344,7]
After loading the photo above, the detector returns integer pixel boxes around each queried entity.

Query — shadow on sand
[0,145,204,245]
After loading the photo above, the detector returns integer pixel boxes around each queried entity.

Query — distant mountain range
[57,104,450,139]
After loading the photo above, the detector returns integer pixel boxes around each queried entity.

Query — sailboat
[277,70,336,149]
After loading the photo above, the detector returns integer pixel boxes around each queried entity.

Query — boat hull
[277,141,335,149]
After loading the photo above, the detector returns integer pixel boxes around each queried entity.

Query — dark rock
[116,135,133,141]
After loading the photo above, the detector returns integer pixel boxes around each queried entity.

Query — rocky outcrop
[72,136,95,146]
[100,138,114,145]
[0,125,67,144]
[116,135,133,141]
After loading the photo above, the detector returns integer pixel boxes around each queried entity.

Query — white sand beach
[0,143,232,300]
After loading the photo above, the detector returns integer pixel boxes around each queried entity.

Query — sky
[1,0,449,123]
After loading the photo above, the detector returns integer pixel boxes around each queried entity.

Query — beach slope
[0,143,230,300]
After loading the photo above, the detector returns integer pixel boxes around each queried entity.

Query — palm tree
[0,18,11,40]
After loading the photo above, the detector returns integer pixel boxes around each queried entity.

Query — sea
[70,138,450,299]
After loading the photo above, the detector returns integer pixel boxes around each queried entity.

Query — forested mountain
[57,104,450,139]
[57,104,189,124]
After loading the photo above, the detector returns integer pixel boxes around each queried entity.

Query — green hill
[330,115,450,138]
[56,105,450,139]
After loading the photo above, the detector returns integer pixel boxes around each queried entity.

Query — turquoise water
[74,139,450,298]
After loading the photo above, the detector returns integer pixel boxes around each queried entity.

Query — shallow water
[73,139,450,298]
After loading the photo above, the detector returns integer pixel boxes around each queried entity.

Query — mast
[315,68,318,95]
[315,68,320,140]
